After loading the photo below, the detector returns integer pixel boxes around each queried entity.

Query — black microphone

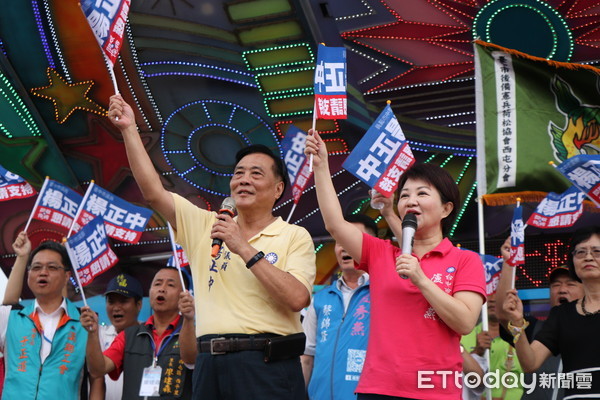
[211,197,236,258]
[400,213,418,279]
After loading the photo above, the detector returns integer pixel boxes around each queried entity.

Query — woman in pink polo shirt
[306,130,486,400]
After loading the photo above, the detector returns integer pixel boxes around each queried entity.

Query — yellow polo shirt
[173,193,316,336]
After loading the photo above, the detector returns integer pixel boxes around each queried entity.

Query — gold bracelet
[507,318,529,344]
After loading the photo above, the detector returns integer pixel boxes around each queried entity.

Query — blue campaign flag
[526,186,585,228]
[281,125,312,204]
[33,179,83,230]
[508,204,525,267]
[481,254,503,296]
[74,183,153,243]
[81,0,130,66]
[342,104,415,197]
[66,216,118,286]
[314,44,347,119]
[0,164,36,201]
[556,154,600,207]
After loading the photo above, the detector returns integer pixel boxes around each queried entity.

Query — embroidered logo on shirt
[265,252,278,264]
[446,266,456,273]
[424,306,438,320]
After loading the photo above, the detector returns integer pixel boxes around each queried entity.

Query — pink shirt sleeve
[103,330,126,380]
[453,248,487,301]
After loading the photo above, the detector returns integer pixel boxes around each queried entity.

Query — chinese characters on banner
[342,104,415,197]
[281,125,312,204]
[73,183,153,243]
[508,204,525,267]
[33,179,83,230]
[0,165,36,201]
[526,186,585,228]
[314,44,347,119]
[556,154,600,207]
[66,216,118,286]
[80,0,130,66]
[493,52,517,188]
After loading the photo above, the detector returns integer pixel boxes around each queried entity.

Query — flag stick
[550,161,600,208]
[510,198,521,290]
[167,222,187,291]
[67,181,95,238]
[106,56,120,95]
[309,100,317,172]
[64,240,88,307]
[286,203,297,223]
[24,176,49,233]
[477,196,492,400]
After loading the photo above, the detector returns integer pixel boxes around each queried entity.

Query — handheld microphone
[211,197,236,258]
[400,213,418,279]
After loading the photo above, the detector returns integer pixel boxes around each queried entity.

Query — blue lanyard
[149,325,182,366]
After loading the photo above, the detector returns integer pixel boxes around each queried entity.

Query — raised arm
[80,307,116,378]
[3,231,31,305]
[495,237,513,323]
[108,95,176,228]
[304,130,364,261]
[503,289,552,372]
[178,291,197,365]
[376,192,402,242]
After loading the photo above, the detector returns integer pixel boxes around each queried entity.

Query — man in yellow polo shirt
[108,94,316,399]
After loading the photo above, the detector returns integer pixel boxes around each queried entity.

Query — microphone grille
[221,197,236,213]
[402,213,418,229]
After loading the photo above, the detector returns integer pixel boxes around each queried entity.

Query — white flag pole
[67,181,95,238]
[477,197,492,400]
[309,100,317,172]
[64,240,88,307]
[167,222,187,291]
[24,176,49,233]
[286,203,297,223]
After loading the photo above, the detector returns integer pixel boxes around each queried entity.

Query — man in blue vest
[0,240,90,400]
[301,214,377,400]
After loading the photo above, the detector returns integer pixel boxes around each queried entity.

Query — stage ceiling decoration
[1,0,600,296]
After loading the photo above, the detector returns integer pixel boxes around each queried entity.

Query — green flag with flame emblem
[475,41,600,205]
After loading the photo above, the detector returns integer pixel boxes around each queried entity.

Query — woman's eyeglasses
[572,247,600,259]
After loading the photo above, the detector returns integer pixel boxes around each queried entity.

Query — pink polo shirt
[356,234,486,399]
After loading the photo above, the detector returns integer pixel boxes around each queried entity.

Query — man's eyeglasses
[27,264,67,272]
[572,247,600,260]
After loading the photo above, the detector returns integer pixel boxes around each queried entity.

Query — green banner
[475,41,600,205]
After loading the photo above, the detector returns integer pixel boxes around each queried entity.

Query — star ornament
[30,68,107,124]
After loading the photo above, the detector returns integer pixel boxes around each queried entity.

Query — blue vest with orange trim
[2,299,87,400]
